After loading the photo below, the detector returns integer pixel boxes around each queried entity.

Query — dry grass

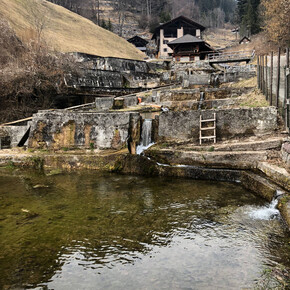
[0,0,144,60]
[203,28,238,49]
[238,90,269,107]
[226,76,258,88]
[222,77,269,108]
[223,32,279,55]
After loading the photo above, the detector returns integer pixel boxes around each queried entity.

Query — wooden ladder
[199,113,216,145]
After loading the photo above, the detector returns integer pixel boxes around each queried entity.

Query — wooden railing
[208,50,255,61]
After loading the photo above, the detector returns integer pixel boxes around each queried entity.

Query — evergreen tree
[100,19,107,30]
[236,0,261,35]
[159,11,171,23]
[107,19,113,31]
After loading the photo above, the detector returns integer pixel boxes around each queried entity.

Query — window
[190,56,195,61]
[176,56,180,62]
[163,40,169,44]
[163,48,167,52]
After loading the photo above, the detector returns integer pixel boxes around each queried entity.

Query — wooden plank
[201,136,216,139]
[200,127,215,131]
[199,115,202,145]
[285,47,290,133]
[0,117,33,126]
[214,113,216,143]
[201,118,215,122]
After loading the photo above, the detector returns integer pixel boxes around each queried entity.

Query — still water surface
[0,168,289,289]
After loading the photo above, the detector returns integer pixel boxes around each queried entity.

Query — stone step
[175,137,283,152]
[257,162,290,191]
[146,148,269,169]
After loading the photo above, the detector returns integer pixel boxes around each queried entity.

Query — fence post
[286,48,290,132]
[260,55,264,94]
[276,47,281,108]
[270,51,273,106]
[265,55,268,100]
[257,55,260,89]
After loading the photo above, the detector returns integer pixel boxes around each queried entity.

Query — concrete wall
[141,87,251,104]
[28,110,141,150]
[74,53,150,72]
[95,95,137,111]
[157,88,250,102]
[70,69,161,89]
[158,107,278,142]
[67,54,165,90]
[159,97,246,111]
[282,142,290,170]
[171,61,256,85]
[0,125,30,148]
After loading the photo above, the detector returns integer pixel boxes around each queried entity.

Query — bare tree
[114,0,128,36]
[27,0,48,45]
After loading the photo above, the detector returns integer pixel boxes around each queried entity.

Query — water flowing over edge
[248,198,280,220]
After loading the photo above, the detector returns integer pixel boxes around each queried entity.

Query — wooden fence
[257,48,290,132]
[208,50,254,61]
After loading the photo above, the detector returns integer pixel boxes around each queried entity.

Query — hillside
[0,0,144,60]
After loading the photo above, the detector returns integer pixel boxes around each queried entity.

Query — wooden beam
[0,117,32,126]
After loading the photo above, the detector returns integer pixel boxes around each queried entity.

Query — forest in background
[48,0,236,32]
[48,0,289,46]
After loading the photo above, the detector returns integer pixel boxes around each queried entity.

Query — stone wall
[73,53,167,72]
[158,107,278,142]
[28,110,141,150]
[95,95,137,111]
[157,88,251,102]
[66,53,165,91]
[171,61,256,86]
[74,53,150,72]
[160,97,246,111]
[0,125,30,148]
[281,142,290,170]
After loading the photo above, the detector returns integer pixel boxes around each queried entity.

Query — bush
[0,19,78,123]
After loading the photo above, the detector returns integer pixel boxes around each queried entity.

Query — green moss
[46,169,63,176]
[5,160,15,169]
[27,156,44,170]
[208,146,215,152]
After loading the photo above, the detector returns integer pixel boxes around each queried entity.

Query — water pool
[0,169,289,289]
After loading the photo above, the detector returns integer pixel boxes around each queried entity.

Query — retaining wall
[0,125,30,148]
[158,107,278,142]
[28,110,140,150]
[95,95,137,111]
[282,142,290,170]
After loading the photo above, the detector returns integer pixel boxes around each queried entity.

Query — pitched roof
[127,35,149,44]
[239,36,251,44]
[152,15,206,39]
[168,34,203,45]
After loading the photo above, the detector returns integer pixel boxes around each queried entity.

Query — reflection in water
[0,169,289,289]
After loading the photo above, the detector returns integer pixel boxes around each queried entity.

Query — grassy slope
[0,0,144,60]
